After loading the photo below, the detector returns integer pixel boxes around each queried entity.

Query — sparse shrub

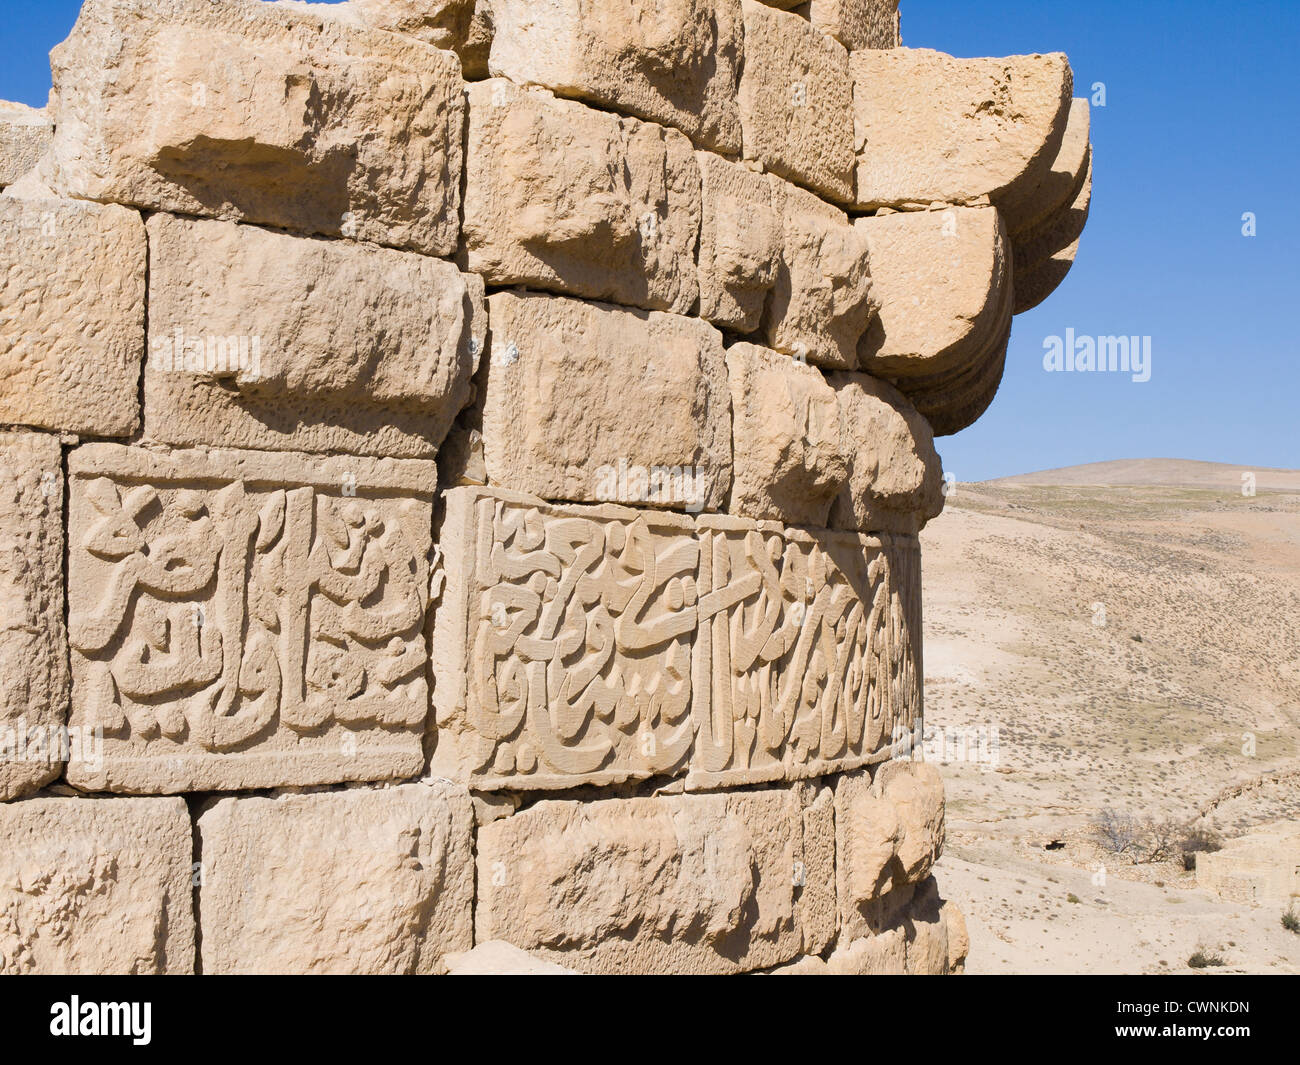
[1179,826,1222,871]
[1282,907,1300,934]
[1091,808,1187,864]
[1092,808,1142,857]
[1188,949,1225,969]
[1067,893,1081,904]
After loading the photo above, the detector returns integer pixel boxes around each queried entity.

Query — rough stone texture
[1195,820,1300,907]
[809,0,901,51]
[463,81,701,315]
[480,291,732,511]
[0,101,52,187]
[47,0,465,256]
[0,797,194,974]
[738,1,854,204]
[431,486,698,790]
[826,372,945,534]
[696,152,780,333]
[797,783,838,956]
[445,940,580,975]
[198,782,472,974]
[1009,97,1091,243]
[475,789,814,973]
[66,444,435,794]
[1014,156,1092,315]
[835,761,945,938]
[143,213,481,458]
[851,48,1073,226]
[764,177,874,369]
[0,196,144,436]
[0,432,68,802]
[691,516,922,788]
[725,342,846,526]
[487,0,743,155]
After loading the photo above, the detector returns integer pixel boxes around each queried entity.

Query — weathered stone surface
[487,0,743,154]
[1196,820,1300,907]
[725,342,846,526]
[445,940,580,975]
[347,0,477,52]
[943,898,970,973]
[431,486,698,790]
[835,761,945,937]
[475,789,814,973]
[826,372,945,534]
[828,928,908,973]
[765,177,874,369]
[809,0,901,51]
[0,197,144,436]
[463,81,701,315]
[852,48,1073,225]
[691,516,921,788]
[481,291,731,511]
[696,152,780,333]
[198,782,472,974]
[48,0,465,256]
[143,214,481,458]
[856,206,1011,381]
[1014,156,1092,314]
[739,1,854,204]
[0,101,52,187]
[797,783,838,956]
[66,444,435,794]
[0,797,194,974]
[1009,97,1091,242]
[904,876,961,974]
[0,432,67,802]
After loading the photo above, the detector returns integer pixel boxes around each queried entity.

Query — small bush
[1188,950,1225,969]
[1067,893,1081,904]
[1180,826,1223,871]
[1282,908,1300,934]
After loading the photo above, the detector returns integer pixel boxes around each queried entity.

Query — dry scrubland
[923,459,1300,973]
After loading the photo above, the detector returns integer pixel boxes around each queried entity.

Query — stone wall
[0,0,1090,975]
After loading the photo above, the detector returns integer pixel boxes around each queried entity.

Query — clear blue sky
[3,1,1296,480]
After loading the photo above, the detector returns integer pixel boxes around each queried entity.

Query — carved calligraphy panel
[66,444,436,793]
[431,487,698,790]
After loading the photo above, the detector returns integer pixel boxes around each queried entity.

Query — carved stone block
[66,444,436,793]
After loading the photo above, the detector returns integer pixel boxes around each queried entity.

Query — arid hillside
[923,459,1300,973]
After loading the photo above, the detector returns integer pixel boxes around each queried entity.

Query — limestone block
[826,372,945,534]
[738,1,854,204]
[690,516,921,789]
[904,876,955,974]
[809,0,900,51]
[726,343,846,526]
[143,214,481,458]
[0,797,194,974]
[48,0,465,256]
[825,927,907,973]
[475,789,812,973]
[855,206,1011,382]
[445,940,579,975]
[835,761,945,935]
[481,291,731,512]
[198,782,473,974]
[797,783,838,956]
[431,486,698,790]
[0,432,68,802]
[487,0,743,154]
[66,444,436,794]
[943,899,970,973]
[1014,156,1092,314]
[0,101,52,187]
[463,81,701,315]
[0,197,144,436]
[1009,98,1091,243]
[851,48,1073,226]
[765,177,874,369]
[1195,820,1300,907]
[696,152,781,333]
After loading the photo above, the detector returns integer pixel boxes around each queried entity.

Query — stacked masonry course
[0,0,1090,975]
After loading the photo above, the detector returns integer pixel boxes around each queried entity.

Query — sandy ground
[921,460,1300,974]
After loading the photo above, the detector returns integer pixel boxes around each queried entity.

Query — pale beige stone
[696,152,781,333]
[725,342,846,526]
[827,372,945,534]
[463,81,701,315]
[765,177,874,369]
[481,291,731,511]
[1014,156,1092,314]
[346,0,477,54]
[880,760,946,880]
[809,0,900,51]
[691,516,922,788]
[143,214,481,458]
[431,486,698,790]
[0,797,194,974]
[47,0,464,256]
[738,1,854,203]
[904,875,953,974]
[826,927,908,973]
[943,899,970,973]
[1010,97,1091,242]
[0,101,52,187]
[0,432,68,802]
[1195,820,1300,907]
[198,782,471,974]
[798,783,838,956]
[475,789,810,973]
[445,940,580,975]
[0,197,144,436]
[852,48,1073,226]
[487,0,743,154]
[66,444,435,794]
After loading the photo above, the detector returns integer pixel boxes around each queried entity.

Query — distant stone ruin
[0,0,1090,974]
